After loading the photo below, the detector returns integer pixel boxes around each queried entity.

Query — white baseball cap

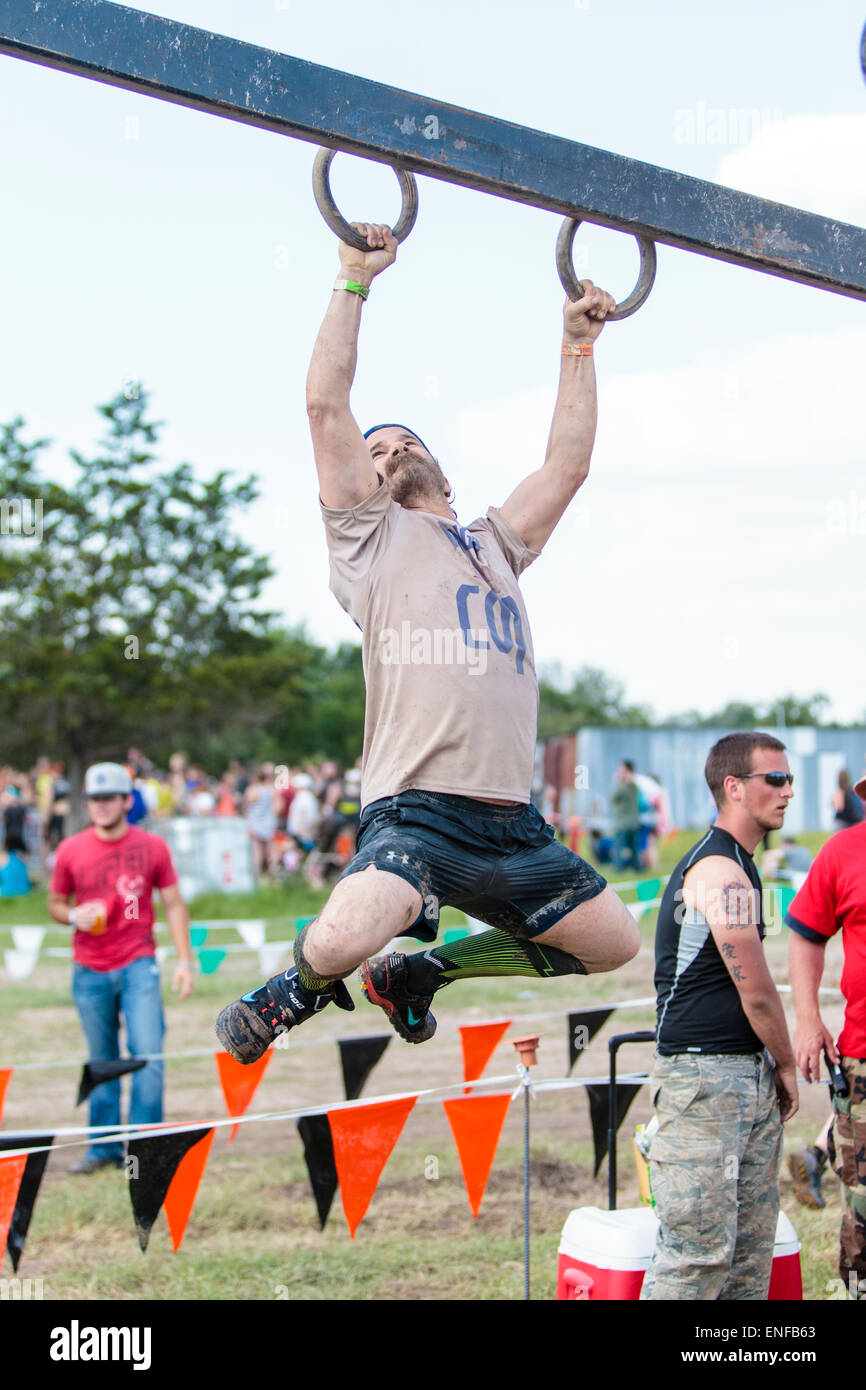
[854,769,866,800]
[83,762,133,797]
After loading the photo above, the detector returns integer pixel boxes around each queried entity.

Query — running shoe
[359,953,437,1044]
[787,1147,827,1209]
[215,968,354,1065]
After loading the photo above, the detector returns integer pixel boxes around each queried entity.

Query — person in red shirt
[787,773,866,1298]
[48,762,194,1173]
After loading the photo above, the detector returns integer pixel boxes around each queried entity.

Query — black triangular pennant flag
[338,1035,391,1101]
[567,1009,614,1072]
[127,1127,211,1252]
[296,1115,338,1230]
[585,1083,643,1176]
[77,1058,147,1106]
[0,1133,53,1273]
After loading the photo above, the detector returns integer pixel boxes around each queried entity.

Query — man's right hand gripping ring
[312,147,419,252]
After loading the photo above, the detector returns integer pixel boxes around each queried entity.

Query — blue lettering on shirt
[438,520,485,562]
[456,583,525,673]
[456,584,489,649]
[485,591,526,674]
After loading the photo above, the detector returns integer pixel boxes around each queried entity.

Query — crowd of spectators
[0,749,363,893]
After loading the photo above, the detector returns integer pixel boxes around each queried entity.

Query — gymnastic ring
[555,217,657,321]
[312,147,419,252]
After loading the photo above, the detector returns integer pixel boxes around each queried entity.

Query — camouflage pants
[641,1052,781,1301]
[828,1056,866,1298]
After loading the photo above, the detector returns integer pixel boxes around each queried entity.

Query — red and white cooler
[556,1206,802,1300]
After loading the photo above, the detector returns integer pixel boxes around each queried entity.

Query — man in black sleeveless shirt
[641,732,799,1301]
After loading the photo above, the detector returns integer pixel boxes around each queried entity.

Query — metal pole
[1,0,864,301]
[523,1067,531,1302]
[608,1042,619,1212]
[608,1031,656,1211]
[511,1033,540,1301]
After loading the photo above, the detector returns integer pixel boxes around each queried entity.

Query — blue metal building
[540,727,866,833]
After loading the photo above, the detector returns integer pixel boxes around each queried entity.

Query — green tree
[276,639,366,767]
[0,388,277,798]
[664,692,835,730]
[671,694,833,730]
[771,693,831,727]
[538,664,653,739]
[181,631,366,771]
[698,700,762,729]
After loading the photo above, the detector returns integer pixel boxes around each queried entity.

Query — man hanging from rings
[216,220,639,1062]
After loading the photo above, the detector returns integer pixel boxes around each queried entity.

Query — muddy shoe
[359,953,437,1044]
[215,968,354,1064]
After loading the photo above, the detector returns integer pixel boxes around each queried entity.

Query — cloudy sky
[2,0,864,722]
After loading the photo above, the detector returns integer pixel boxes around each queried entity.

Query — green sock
[406,929,586,995]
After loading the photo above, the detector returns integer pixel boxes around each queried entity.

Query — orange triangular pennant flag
[163,1128,216,1252]
[443,1093,512,1217]
[328,1096,416,1238]
[459,1020,511,1089]
[214,1050,273,1140]
[0,1069,12,1125]
[0,1153,27,1250]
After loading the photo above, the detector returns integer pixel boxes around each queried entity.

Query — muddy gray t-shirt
[321,480,539,807]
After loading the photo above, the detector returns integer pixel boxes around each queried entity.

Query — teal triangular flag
[197,949,226,974]
[636,878,661,901]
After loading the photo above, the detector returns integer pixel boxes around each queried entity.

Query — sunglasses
[739,772,794,788]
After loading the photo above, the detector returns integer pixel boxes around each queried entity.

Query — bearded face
[384,447,449,507]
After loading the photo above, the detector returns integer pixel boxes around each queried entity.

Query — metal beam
[1,0,864,302]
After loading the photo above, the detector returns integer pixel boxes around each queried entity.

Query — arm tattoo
[719,879,755,929]
[720,938,747,984]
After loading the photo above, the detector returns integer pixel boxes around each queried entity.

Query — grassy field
[0,831,847,1302]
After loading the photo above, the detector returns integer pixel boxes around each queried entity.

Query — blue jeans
[72,954,165,1162]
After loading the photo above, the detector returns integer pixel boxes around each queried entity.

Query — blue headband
[363,423,432,456]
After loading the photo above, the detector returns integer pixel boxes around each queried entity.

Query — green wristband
[333,278,369,300]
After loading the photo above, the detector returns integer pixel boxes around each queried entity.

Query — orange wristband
[562,343,593,357]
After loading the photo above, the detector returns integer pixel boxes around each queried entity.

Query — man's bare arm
[160,882,194,1001]
[499,282,614,553]
[684,857,799,1121]
[789,931,838,1082]
[47,890,72,925]
[47,891,103,931]
[306,224,397,509]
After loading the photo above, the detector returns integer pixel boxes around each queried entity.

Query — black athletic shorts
[337,789,608,943]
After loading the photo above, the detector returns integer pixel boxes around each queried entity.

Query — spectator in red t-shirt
[787,779,866,1298]
[48,762,194,1174]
